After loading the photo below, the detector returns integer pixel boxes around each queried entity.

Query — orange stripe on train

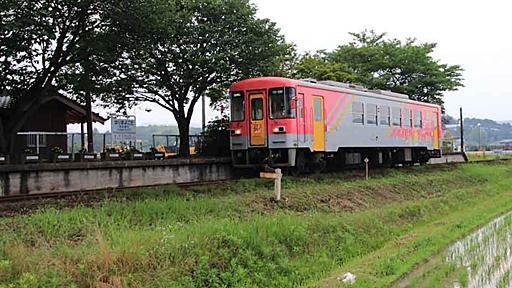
[328,95,355,136]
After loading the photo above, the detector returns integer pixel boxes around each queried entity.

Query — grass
[466,151,512,162]
[0,163,511,287]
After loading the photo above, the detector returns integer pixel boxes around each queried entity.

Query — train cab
[229,77,303,168]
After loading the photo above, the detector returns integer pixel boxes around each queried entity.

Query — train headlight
[232,128,242,135]
[273,126,286,134]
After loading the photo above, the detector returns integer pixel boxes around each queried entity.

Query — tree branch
[133,92,174,113]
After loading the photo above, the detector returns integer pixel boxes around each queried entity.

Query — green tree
[0,0,120,156]
[293,52,356,83]
[295,30,464,108]
[108,0,293,156]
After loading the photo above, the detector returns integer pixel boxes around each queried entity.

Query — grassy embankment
[0,162,511,287]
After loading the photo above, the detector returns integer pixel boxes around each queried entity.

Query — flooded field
[398,212,512,287]
[447,212,512,288]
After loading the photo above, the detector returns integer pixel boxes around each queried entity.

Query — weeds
[0,163,511,287]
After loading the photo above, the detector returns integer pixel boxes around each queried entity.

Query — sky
[75,0,512,132]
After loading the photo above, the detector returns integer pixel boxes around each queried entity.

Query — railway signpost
[364,158,370,180]
[260,168,283,201]
[111,115,137,146]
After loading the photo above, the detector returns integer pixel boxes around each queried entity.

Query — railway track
[0,157,509,214]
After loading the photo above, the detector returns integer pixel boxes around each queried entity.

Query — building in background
[0,93,106,159]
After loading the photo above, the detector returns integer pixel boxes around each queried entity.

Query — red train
[229,77,442,173]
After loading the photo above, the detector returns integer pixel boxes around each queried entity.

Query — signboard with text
[111,116,136,143]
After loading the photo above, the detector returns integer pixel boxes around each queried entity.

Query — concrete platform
[428,153,468,165]
[0,158,232,196]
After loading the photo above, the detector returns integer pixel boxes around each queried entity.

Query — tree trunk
[85,90,94,152]
[176,117,191,157]
[0,117,7,154]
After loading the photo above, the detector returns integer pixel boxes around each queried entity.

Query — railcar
[229,77,442,173]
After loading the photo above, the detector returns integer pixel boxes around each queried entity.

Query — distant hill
[137,124,201,140]
[135,125,202,150]
[444,117,512,146]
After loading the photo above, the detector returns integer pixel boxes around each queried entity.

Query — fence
[7,132,203,163]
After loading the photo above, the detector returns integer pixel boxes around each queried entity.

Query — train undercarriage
[232,147,441,174]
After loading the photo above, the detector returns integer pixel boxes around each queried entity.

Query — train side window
[380,105,390,126]
[414,111,422,128]
[391,107,401,127]
[366,104,377,125]
[433,112,439,129]
[352,101,364,124]
[404,109,412,128]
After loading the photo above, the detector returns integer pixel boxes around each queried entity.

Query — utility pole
[459,107,464,153]
[201,94,206,131]
[477,123,482,151]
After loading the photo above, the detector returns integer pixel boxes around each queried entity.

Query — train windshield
[230,91,244,121]
[269,87,296,119]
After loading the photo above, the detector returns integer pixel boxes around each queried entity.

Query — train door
[433,111,440,150]
[296,93,305,145]
[249,92,266,146]
[312,96,325,151]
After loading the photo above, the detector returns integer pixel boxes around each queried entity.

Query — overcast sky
[253,0,512,121]
[80,0,511,132]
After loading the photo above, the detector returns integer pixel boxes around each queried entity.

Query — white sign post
[260,168,283,201]
[364,158,370,180]
[111,116,137,145]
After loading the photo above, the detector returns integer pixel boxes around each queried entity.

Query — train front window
[269,87,296,119]
[230,91,244,121]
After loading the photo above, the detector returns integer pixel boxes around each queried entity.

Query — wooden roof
[0,93,107,124]
[49,94,107,124]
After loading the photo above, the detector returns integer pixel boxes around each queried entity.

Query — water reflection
[446,212,512,288]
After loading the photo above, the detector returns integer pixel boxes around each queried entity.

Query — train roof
[229,77,440,109]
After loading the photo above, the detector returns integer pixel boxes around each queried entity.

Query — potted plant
[51,146,72,162]
[21,148,40,164]
[74,148,98,162]
[125,146,145,160]
[101,147,122,161]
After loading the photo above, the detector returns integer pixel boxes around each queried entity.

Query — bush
[197,116,230,157]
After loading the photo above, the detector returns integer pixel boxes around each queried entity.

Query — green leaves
[104,0,293,155]
[294,30,464,108]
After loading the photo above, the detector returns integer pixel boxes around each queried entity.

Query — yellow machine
[155,144,196,157]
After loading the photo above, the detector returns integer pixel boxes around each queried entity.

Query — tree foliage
[0,0,116,154]
[293,52,356,83]
[107,0,293,156]
[197,116,230,157]
[294,30,464,108]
